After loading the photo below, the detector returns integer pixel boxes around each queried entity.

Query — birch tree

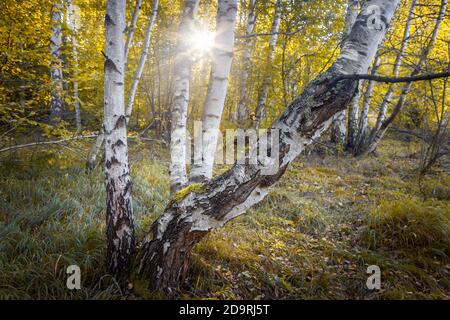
[138,0,400,292]
[169,0,200,192]
[357,0,447,156]
[237,0,258,124]
[330,0,358,145]
[86,0,157,170]
[66,0,81,131]
[50,1,64,123]
[254,0,282,129]
[103,0,135,275]
[189,0,238,182]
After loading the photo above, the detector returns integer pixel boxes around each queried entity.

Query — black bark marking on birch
[105,14,115,26]
[114,115,127,129]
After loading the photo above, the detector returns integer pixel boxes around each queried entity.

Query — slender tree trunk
[169,0,200,193]
[254,0,282,129]
[50,1,64,123]
[126,0,159,121]
[66,0,81,131]
[237,0,258,125]
[189,0,238,182]
[124,0,142,63]
[358,0,446,156]
[138,0,399,292]
[104,0,135,276]
[330,0,358,145]
[354,53,381,151]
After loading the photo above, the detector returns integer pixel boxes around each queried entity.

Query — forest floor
[0,134,449,299]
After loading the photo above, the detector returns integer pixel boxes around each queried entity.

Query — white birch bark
[124,0,142,63]
[189,0,239,182]
[169,0,200,192]
[139,0,399,291]
[253,0,282,129]
[66,0,81,131]
[237,0,258,124]
[361,0,446,156]
[126,0,159,119]
[330,0,359,144]
[50,1,64,122]
[104,0,135,275]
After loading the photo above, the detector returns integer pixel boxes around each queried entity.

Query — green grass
[0,138,448,299]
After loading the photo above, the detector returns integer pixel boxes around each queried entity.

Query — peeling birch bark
[50,1,65,123]
[104,0,135,276]
[253,0,282,129]
[138,0,399,292]
[330,0,359,145]
[189,0,238,182]
[169,0,200,193]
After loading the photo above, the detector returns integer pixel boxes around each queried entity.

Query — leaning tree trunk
[104,0,135,276]
[237,0,258,125]
[169,0,200,193]
[253,0,282,129]
[189,0,238,182]
[125,0,159,121]
[358,0,446,156]
[66,0,81,131]
[50,1,65,123]
[138,0,399,292]
[330,0,359,145]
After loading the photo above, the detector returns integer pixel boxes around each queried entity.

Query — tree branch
[332,70,450,86]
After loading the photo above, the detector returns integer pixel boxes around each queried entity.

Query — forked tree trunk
[357,0,446,156]
[104,0,135,276]
[169,0,200,193]
[189,0,238,182]
[253,0,282,129]
[66,0,81,131]
[237,0,258,124]
[330,0,359,145]
[138,0,399,292]
[50,1,65,123]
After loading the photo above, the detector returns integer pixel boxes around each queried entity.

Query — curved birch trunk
[253,0,282,129]
[169,0,200,193]
[138,0,399,292]
[357,0,446,156]
[237,0,258,124]
[66,0,81,131]
[50,1,64,123]
[330,0,359,145]
[104,0,135,276]
[189,0,238,182]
